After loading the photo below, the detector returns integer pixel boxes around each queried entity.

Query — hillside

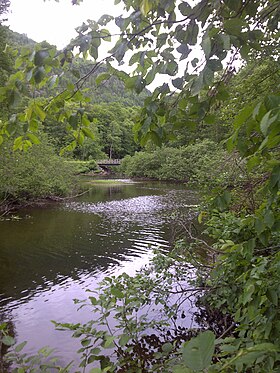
[6,27,150,107]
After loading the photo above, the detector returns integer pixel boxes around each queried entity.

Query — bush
[0,139,75,203]
[120,140,236,187]
[64,159,98,174]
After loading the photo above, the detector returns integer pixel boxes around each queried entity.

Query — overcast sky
[7,0,120,49]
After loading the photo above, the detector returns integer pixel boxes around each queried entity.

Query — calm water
[0,179,198,367]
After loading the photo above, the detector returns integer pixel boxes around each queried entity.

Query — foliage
[60,59,150,107]
[87,103,141,159]
[0,324,72,372]
[65,159,98,174]
[0,138,75,203]
[0,0,279,150]
[0,0,10,23]
[0,29,146,157]
[217,58,280,136]
[120,139,237,188]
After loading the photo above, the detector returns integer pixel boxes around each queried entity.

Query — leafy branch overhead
[0,0,279,151]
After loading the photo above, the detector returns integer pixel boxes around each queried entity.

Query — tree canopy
[0,0,279,151]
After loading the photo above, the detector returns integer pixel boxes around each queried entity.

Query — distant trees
[0,0,10,22]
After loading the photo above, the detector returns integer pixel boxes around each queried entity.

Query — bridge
[96,159,121,166]
[96,159,121,173]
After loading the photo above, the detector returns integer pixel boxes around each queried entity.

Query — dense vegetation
[0,22,146,209]
[120,139,234,186]
[0,0,279,372]
[0,138,75,206]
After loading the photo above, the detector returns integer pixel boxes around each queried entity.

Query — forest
[0,0,279,372]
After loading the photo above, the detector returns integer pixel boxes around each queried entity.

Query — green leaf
[119,334,130,346]
[98,14,114,26]
[165,61,178,76]
[255,218,265,234]
[2,336,15,346]
[76,131,85,145]
[7,89,21,107]
[115,41,128,63]
[88,355,98,364]
[224,19,245,36]
[15,341,27,352]
[146,66,156,85]
[233,104,253,129]
[243,283,255,304]
[203,67,214,86]
[260,111,277,136]
[48,74,58,88]
[202,37,211,58]
[178,2,191,16]
[247,155,260,171]
[172,77,184,90]
[69,114,79,129]
[96,72,110,86]
[81,339,91,347]
[33,66,45,84]
[162,342,173,353]
[13,136,23,151]
[204,114,216,124]
[34,50,48,66]
[267,289,278,306]
[150,131,162,146]
[207,59,223,72]
[89,46,98,60]
[33,104,46,121]
[240,44,250,59]
[90,347,101,355]
[60,140,77,155]
[264,95,280,111]
[111,287,124,298]
[140,0,152,16]
[82,128,95,140]
[176,44,190,60]
[27,133,41,144]
[186,21,199,45]
[89,296,98,305]
[191,73,204,96]
[173,365,193,373]
[104,335,115,348]
[182,331,215,371]
[264,210,274,228]
[125,76,139,90]
[220,33,231,50]
[100,28,111,42]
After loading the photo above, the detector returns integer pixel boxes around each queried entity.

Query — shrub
[120,140,235,187]
[0,139,75,203]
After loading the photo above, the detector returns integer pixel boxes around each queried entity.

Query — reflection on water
[0,180,198,364]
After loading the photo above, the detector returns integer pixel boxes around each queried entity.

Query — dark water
[0,179,198,367]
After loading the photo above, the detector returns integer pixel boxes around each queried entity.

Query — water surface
[0,179,198,366]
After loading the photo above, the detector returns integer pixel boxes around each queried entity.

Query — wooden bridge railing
[97,159,121,165]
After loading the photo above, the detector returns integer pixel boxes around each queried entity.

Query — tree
[0,0,279,150]
[0,0,10,23]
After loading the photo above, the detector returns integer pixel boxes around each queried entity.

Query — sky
[5,0,196,89]
[7,0,121,49]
